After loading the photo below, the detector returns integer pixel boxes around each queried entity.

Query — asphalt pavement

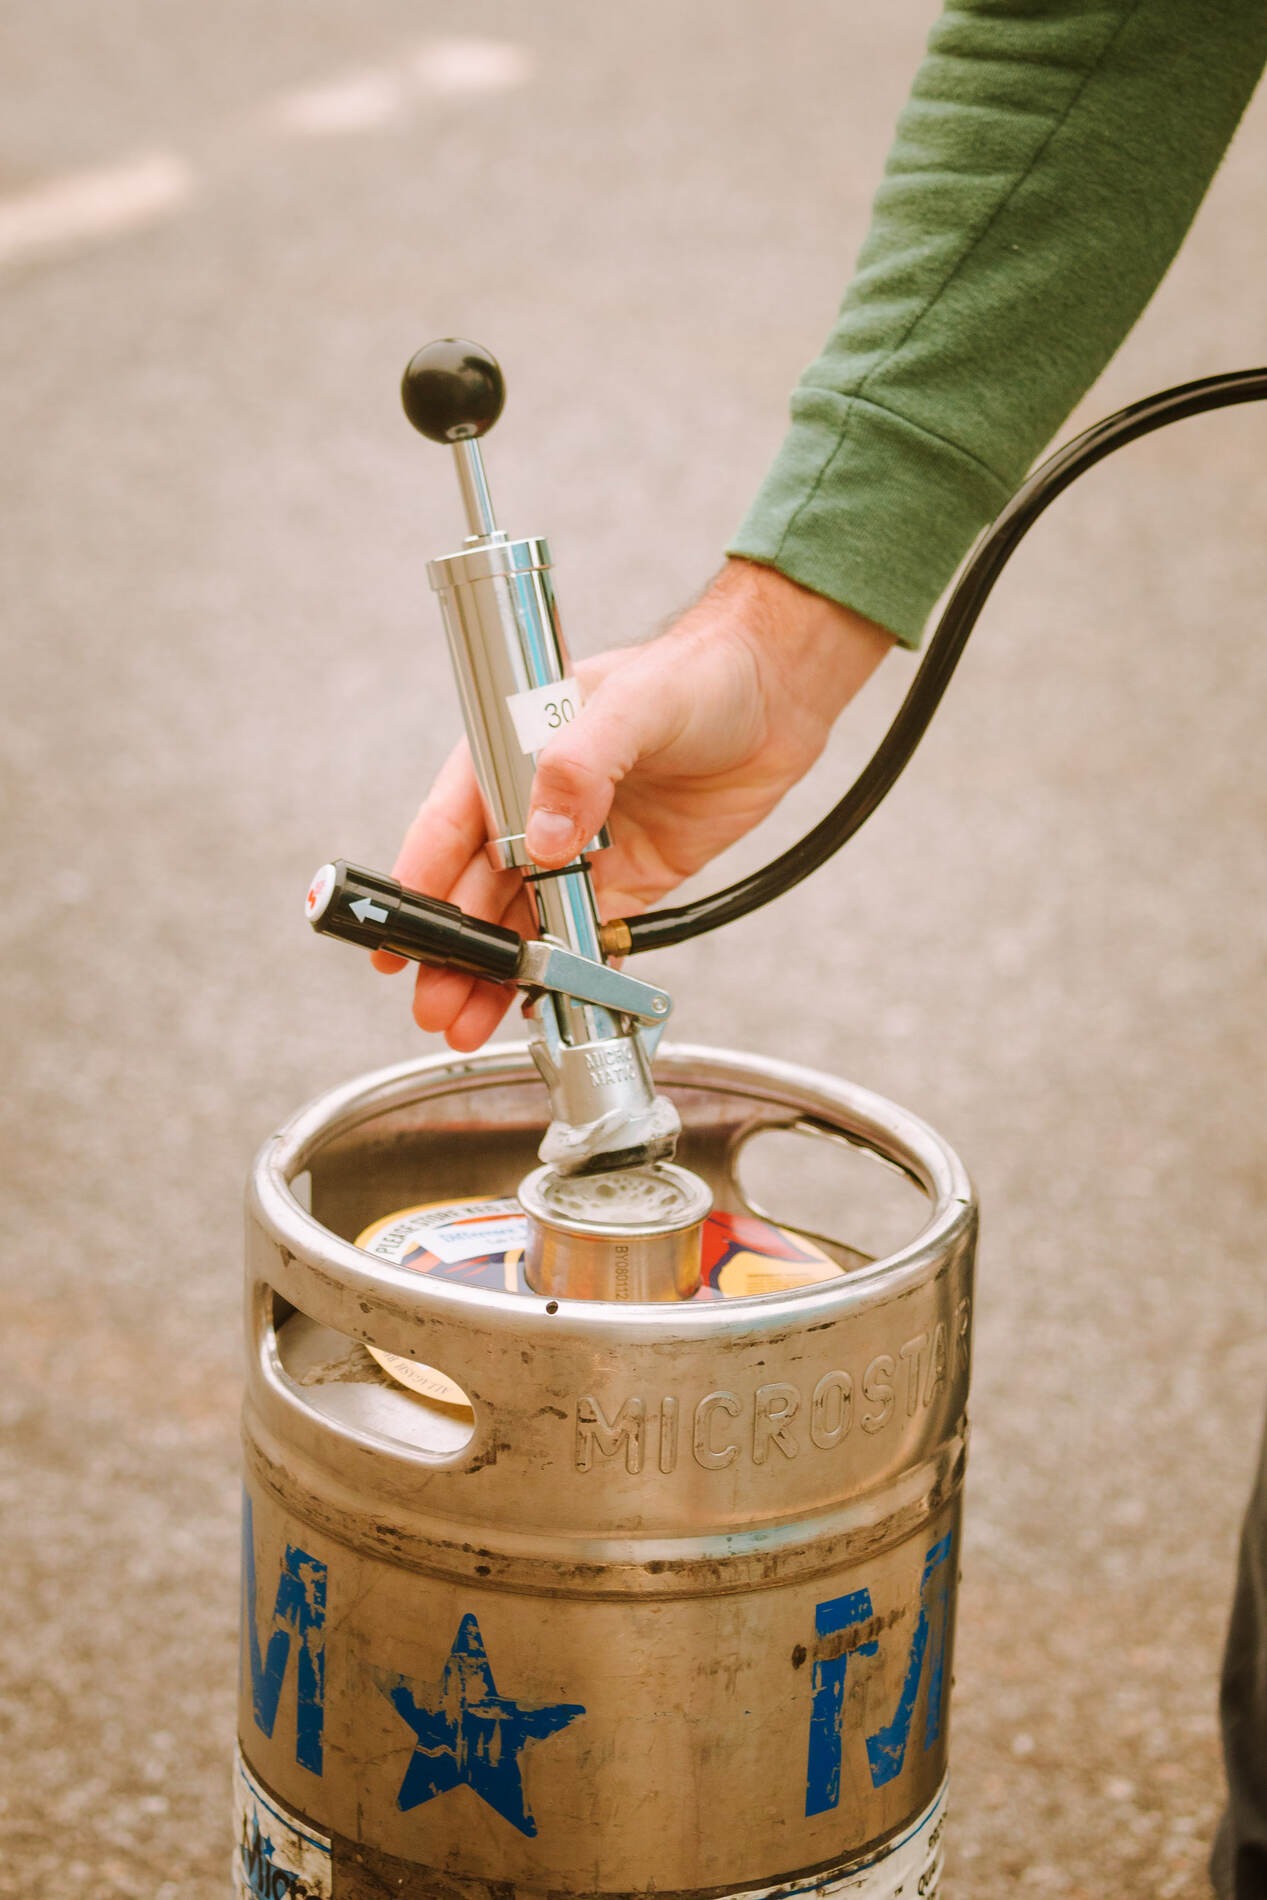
[2,4,1265,1895]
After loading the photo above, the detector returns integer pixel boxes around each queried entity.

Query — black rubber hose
[624,366,1267,955]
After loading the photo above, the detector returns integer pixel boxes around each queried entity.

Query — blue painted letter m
[241,1490,327,1775]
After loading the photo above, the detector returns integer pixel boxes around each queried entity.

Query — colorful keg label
[354,1198,528,1406]
[233,1745,331,1900]
[354,1197,845,1406]
[697,1212,843,1300]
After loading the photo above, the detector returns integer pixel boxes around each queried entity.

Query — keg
[237,1043,975,1900]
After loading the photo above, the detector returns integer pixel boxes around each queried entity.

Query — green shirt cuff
[728,393,1011,648]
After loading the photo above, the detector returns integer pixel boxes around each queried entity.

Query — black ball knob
[401,339,505,444]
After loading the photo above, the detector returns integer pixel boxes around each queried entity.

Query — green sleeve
[728,0,1267,647]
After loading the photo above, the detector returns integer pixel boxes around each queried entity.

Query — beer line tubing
[622,366,1267,954]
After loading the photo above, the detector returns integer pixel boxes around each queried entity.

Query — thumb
[523,659,683,867]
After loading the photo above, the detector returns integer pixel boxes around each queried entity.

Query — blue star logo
[378,1613,585,1837]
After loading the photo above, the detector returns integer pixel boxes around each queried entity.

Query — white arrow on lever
[350,896,389,925]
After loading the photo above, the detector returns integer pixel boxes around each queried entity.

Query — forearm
[712,559,895,729]
[730,0,1267,646]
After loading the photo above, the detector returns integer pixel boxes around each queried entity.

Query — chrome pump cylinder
[426,529,599,880]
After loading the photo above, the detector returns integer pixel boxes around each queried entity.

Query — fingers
[372,746,488,974]
[444,980,520,1052]
[369,648,695,1041]
[371,739,534,1049]
[394,740,490,890]
[410,869,537,1052]
[523,657,689,867]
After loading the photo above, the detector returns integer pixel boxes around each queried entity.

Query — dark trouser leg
[1212,1404,1267,1898]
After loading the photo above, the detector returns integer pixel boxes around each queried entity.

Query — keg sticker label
[241,1493,327,1776]
[423,1213,525,1264]
[375,1612,586,1837]
[358,1198,526,1269]
[233,1747,331,1899]
[506,676,582,754]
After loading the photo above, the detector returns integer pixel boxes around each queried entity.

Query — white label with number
[506,677,582,753]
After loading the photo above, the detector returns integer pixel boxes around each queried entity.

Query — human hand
[372,557,894,1048]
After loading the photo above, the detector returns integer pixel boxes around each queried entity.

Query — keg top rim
[248,1042,974,1343]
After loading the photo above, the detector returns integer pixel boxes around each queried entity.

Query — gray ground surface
[2,4,1265,1895]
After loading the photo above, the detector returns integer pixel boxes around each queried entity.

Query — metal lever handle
[401,338,505,538]
[306,862,672,1028]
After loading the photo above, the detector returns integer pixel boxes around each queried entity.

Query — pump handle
[401,339,505,444]
[306,860,521,982]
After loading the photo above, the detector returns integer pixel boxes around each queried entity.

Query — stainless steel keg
[238,1043,975,1900]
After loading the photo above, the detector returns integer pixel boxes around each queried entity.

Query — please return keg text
[574,1299,970,1474]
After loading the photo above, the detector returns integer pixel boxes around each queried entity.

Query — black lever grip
[400,339,505,444]
[305,861,522,984]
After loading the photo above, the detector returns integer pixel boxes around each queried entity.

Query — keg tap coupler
[309,340,707,1296]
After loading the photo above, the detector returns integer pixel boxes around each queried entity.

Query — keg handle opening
[728,1115,931,1272]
